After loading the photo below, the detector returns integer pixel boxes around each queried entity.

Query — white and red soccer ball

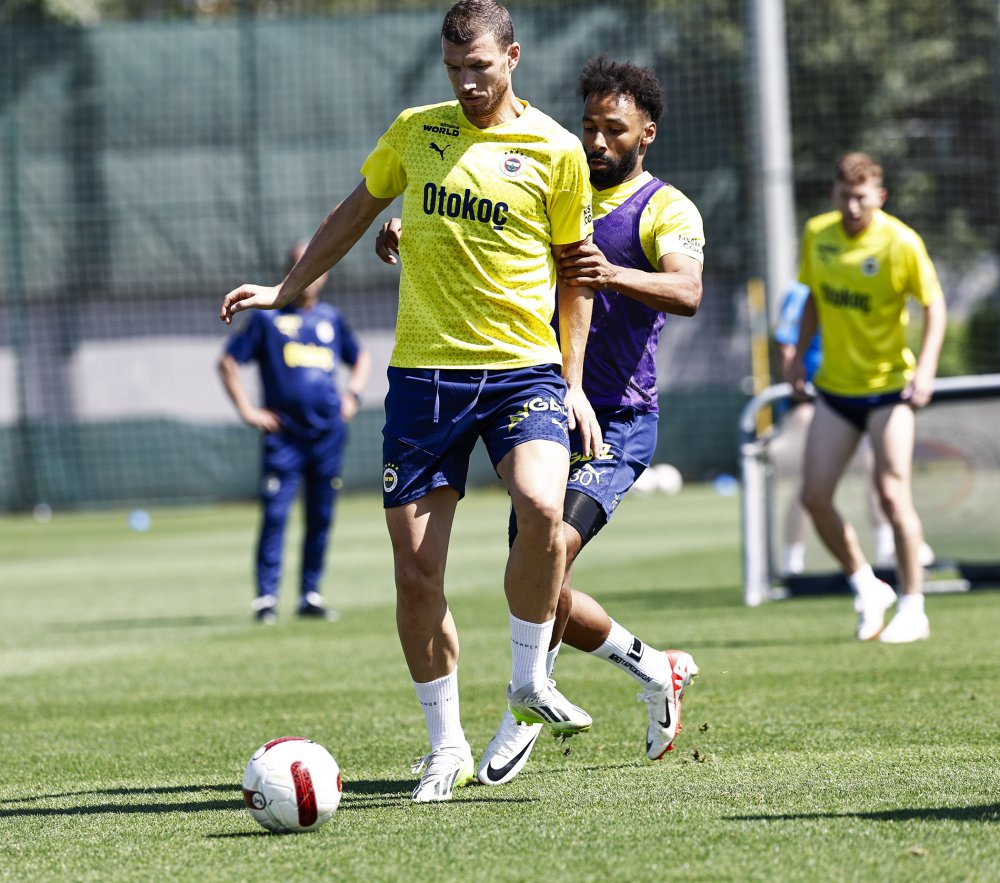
[242,737,342,833]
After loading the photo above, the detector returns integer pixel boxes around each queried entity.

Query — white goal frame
[739,373,1000,606]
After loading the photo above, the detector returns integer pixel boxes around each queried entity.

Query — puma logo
[429,142,449,160]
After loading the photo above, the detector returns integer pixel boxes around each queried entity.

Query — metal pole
[748,0,798,320]
[2,26,37,510]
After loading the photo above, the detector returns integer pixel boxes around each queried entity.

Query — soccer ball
[653,463,684,496]
[242,737,342,833]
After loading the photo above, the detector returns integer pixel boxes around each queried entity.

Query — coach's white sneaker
[878,609,930,644]
[508,680,592,736]
[641,650,699,760]
[854,580,897,641]
[477,709,543,785]
[410,742,474,803]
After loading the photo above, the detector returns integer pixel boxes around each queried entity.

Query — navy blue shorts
[817,389,907,432]
[381,364,570,507]
[568,407,658,520]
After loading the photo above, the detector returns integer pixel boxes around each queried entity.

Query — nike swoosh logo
[482,731,541,783]
[658,696,672,730]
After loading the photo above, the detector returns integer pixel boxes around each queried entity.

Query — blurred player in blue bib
[219,240,370,624]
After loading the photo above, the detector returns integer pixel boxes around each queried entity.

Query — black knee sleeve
[507,490,607,549]
[561,489,607,548]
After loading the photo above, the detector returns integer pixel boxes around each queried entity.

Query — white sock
[413,670,465,751]
[848,564,882,596]
[896,593,925,616]
[589,620,669,690]
[875,524,895,562]
[510,614,554,693]
[782,542,806,575]
[546,643,560,678]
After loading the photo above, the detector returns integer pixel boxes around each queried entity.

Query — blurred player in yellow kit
[788,152,946,643]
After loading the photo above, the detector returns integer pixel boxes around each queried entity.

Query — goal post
[739,374,1000,606]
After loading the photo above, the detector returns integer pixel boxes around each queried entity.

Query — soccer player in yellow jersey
[379,55,704,785]
[789,152,947,643]
[220,0,601,803]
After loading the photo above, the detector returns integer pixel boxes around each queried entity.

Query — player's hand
[340,393,360,422]
[556,240,617,290]
[786,357,807,397]
[243,407,281,434]
[565,384,602,459]
[220,284,282,324]
[902,368,935,409]
[375,218,402,265]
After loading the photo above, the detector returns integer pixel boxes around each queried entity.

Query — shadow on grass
[1,779,541,821]
[1,783,242,817]
[11,784,237,802]
[728,804,1000,823]
[338,777,539,808]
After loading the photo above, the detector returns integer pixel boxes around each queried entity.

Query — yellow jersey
[799,208,943,396]
[361,99,593,369]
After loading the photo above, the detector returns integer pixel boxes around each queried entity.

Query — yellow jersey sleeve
[547,143,593,245]
[892,226,944,308]
[648,185,705,266]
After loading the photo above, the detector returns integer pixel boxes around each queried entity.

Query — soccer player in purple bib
[219,240,371,624]
[378,55,705,785]
[221,0,602,803]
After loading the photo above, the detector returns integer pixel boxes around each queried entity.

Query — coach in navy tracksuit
[219,241,371,623]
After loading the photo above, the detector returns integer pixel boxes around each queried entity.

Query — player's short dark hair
[442,0,514,50]
[578,54,665,123]
[836,152,884,187]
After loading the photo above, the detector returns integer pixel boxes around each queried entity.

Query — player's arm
[340,349,372,422]
[905,293,947,408]
[217,353,281,433]
[220,182,394,323]
[554,240,602,458]
[788,292,818,395]
[557,243,703,316]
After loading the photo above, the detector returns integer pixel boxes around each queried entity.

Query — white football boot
[410,742,474,803]
[477,709,543,786]
[640,650,699,760]
[878,608,930,644]
[507,680,592,736]
[854,579,897,641]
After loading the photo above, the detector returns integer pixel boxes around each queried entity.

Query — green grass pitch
[1,485,998,881]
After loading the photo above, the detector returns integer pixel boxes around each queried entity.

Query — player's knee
[800,484,832,515]
[512,492,563,536]
[393,555,446,606]
[874,477,909,522]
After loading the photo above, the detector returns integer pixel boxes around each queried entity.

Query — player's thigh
[384,486,460,589]
[497,438,569,524]
[802,399,863,499]
[868,403,916,490]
